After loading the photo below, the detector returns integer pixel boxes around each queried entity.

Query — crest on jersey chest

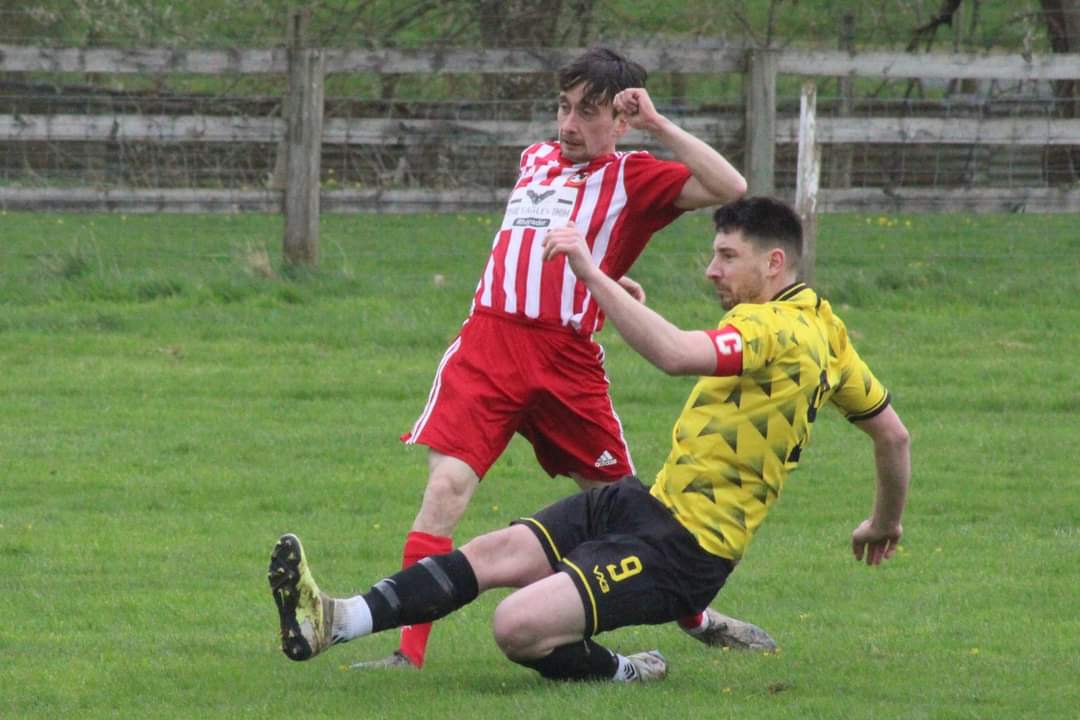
[502,169,584,231]
[565,170,591,188]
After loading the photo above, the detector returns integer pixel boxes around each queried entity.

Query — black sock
[362,550,479,633]
[515,639,618,681]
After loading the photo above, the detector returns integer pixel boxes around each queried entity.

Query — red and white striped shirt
[472,142,691,335]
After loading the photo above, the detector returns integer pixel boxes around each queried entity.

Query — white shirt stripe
[524,232,545,319]
[560,165,605,327]
[502,232,523,313]
[573,156,630,330]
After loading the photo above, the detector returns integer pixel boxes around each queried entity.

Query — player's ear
[768,247,786,275]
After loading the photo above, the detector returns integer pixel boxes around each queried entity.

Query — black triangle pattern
[699,417,739,454]
[683,477,716,503]
[749,479,770,503]
[750,413,770,441]
[744,452,764,478]
[721,426,739,455]
[778,400,798,428]
[701,523,727,546]
[692,390,721,409]
[720,466,743,487]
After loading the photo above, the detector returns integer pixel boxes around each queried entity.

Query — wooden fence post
[830,12,855,189]
[283,7,324,266]
[745,48,777,197]
[795,80,821,286]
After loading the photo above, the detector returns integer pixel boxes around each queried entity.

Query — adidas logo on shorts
[594,450,617,468]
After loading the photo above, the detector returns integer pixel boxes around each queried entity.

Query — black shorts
[512,476,733,637]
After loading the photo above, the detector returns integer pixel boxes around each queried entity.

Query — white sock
[612,653,637,682]
[333,595,373,642]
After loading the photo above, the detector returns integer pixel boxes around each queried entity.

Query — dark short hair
[558,47,647,107]
[713,197,803,261]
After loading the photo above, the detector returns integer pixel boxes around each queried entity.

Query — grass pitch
[1,210,1078,719]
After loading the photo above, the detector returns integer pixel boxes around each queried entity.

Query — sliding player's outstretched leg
[268,533,339,661]
[679,607,777,651]
[268,533,480,664]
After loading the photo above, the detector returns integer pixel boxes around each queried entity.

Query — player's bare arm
[613,88,747,210]
[850,406,911,566]
[543,224,716,375]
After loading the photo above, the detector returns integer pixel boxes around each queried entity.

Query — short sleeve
[828,328,891,421]
[720,307,775,375]
[621,152,692,234]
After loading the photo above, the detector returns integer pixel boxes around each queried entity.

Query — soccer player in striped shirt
[369,47,748,668]
[269,196,910,682]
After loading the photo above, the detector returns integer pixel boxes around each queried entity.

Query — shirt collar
[771,282,809,302]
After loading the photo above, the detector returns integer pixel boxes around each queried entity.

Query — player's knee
[492,599,544,661]
[424,463,478,506]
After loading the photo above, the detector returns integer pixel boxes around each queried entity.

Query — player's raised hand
[613,88,663,132]
[543,222,598,279]
[851,518,903,566]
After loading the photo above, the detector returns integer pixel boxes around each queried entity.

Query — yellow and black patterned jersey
[650,283,890,562]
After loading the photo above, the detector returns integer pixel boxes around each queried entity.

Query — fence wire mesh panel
[1,2,1078,213]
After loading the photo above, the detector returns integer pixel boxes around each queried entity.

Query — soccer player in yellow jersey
[268,197,910,683]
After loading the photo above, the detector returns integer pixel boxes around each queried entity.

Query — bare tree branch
[906,0,965,52]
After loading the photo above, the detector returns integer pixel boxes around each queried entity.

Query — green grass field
[2,210,1078,719]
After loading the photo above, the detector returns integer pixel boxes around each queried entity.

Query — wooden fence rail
[4,186,1077,215]
[6,114,1075,147]
[3,44,1079,80]
[2,42,1079,219]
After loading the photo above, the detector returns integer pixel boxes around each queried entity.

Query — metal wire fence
[1,3,1078,211]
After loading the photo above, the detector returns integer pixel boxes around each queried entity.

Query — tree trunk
[1041,0,1080,182]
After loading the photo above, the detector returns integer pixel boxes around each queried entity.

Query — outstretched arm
[543,224,717,375]
[850,405,911,566]
[614,88,747,209]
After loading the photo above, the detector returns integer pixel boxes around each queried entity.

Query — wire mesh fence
[1,3,1078,211]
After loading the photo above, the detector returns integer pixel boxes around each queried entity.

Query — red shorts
[402,311,635,481]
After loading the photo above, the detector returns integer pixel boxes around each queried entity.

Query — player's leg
[375,451,479,668]
[390,317,526,668]
[678,607,777,650]
[499,478,719,683]
[412,451,480,537]
[568,473,610,491]
[491,572,667,683]
[269,525,546,663]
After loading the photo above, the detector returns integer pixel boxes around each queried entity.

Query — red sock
[398,531,453,667]
[678,612,705,630]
